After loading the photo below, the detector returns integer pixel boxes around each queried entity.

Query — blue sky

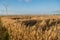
[0,0,60,15]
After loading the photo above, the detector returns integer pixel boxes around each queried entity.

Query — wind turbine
[2,3,8,15]
[1,0,8,15]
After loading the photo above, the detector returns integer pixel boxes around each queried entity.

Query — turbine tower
[3,3,8,15]
[1,0,8,15]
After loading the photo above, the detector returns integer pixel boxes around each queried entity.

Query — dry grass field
[0,15,60,40]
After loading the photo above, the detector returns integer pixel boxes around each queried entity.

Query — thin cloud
[18,0,23,2]
[1,0,32,2]
[18,0,32,2]
[24,0,32,2]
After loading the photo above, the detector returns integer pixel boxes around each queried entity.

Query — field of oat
[0,15,60,40]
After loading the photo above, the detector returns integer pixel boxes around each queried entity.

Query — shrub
[0,17,9,40]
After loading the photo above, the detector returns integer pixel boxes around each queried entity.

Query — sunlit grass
[0,16,60,40]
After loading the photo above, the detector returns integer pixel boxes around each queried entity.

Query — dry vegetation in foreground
[0,15,60,40]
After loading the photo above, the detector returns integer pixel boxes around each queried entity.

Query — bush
[0,17,9,40]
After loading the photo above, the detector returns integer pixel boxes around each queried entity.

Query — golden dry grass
[0,15,60,40]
